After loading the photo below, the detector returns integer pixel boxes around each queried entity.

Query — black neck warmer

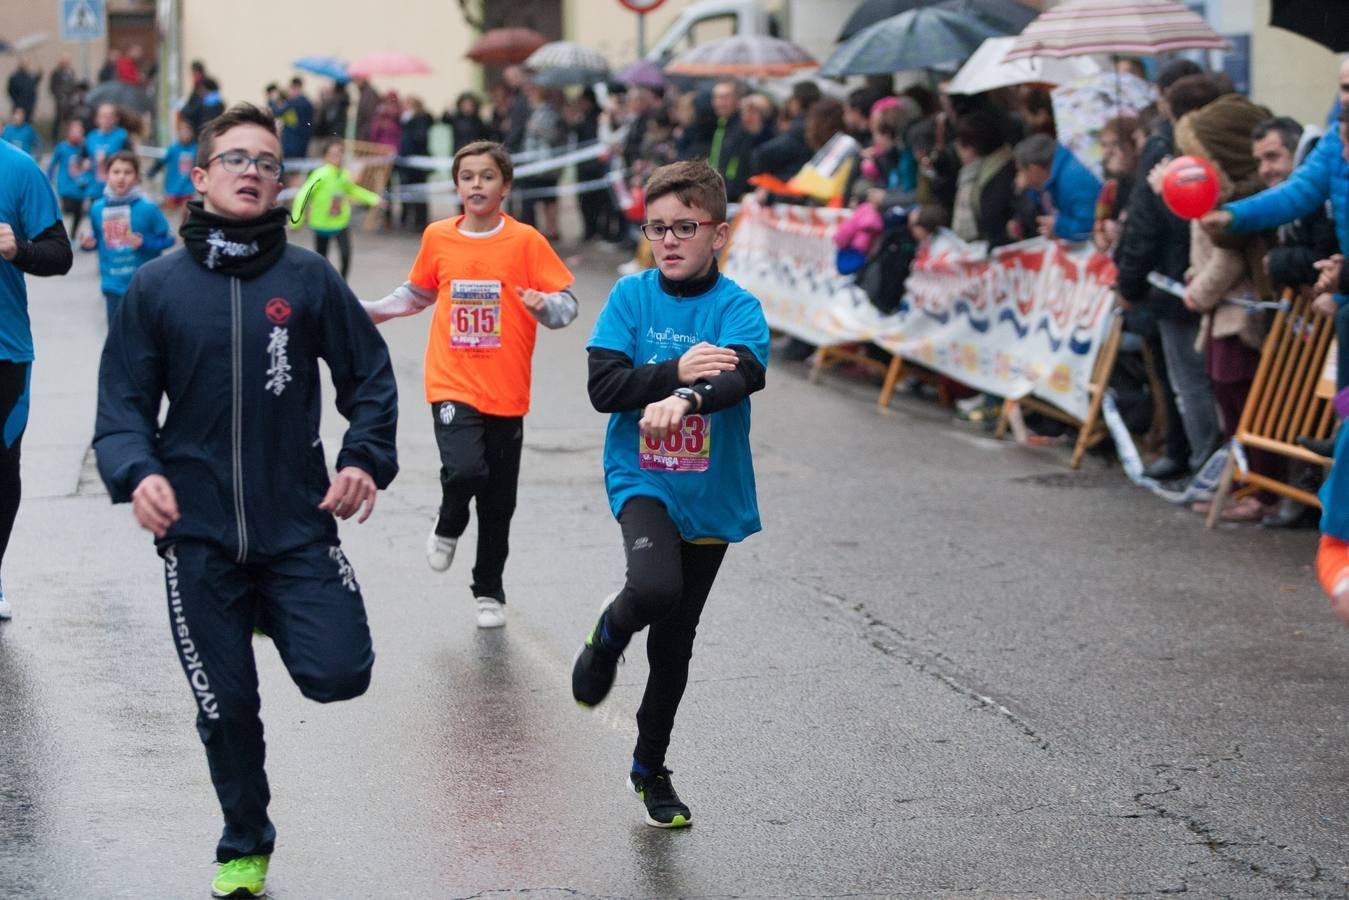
[659,258,721,298]
[180,201,289,279]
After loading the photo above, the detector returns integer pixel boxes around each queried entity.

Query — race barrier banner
[722,200,864,347]
[723,200,1118,422]
[877,231,1117,422]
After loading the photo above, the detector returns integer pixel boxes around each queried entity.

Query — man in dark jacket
[278,77,314,160]
[93,104,398,899]
[750,80,820,182]
[6,59,40,122]
[1252,117,1338,293]
[1114,63,1220,479]
[708,79,754,201]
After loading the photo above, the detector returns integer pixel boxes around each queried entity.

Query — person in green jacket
[291,137,384,279]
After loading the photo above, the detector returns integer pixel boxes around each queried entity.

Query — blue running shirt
[588,268,769,542]
[0,140,62,362]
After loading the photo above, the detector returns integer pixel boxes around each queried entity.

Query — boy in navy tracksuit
[93,104,398,899]
[81,150,173,323]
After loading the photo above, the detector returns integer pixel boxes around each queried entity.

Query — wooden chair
[991,309,1125,469]
[1205,291,1336,526]
[348,139,395,232]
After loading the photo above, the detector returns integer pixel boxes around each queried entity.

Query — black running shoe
[571,595,626,707]
[629,767,691,828]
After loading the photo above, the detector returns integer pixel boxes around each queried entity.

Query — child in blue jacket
[46,119,92,239]
[82,150,173,324]
[1,108,39,157]
[85,103,130,199]
[148,118,197,223]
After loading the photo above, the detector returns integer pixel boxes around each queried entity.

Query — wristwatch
[671,386,699,411]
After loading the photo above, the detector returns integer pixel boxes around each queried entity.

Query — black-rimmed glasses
[209,151,284,181]
[640,220,722,241]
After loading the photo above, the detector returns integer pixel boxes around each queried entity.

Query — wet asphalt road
[2,228,1348,899]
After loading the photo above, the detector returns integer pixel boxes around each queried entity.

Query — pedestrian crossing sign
[60,0,105,41]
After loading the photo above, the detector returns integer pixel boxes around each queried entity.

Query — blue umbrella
[292,55,349,82]
[820,6,1004,76]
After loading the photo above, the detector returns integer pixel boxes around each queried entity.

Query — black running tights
[608,496,727,771]
[0,361,29,576]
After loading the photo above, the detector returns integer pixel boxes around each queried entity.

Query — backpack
[856,211,917,315]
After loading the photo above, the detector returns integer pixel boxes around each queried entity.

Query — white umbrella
[947,36,1103,95]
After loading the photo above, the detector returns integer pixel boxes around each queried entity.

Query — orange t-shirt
[408,214,574,415]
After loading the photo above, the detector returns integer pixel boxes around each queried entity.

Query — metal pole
[80,39,90,83]
[157,0,180,145]
[638,12,646,58]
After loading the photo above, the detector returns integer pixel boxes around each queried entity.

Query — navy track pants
[163,539,374,862]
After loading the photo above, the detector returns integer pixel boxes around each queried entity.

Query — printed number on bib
[640,415,710,472]
[327,195,344,218]
[102,204,133,249]
[450,279,502,349]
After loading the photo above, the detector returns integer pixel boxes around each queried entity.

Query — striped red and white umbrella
[664,35,817,78]
[1003,0,1229,61]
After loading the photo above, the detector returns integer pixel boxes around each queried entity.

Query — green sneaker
[629,767,692,828]
[211,854,269,897]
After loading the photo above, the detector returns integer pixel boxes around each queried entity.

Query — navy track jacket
[94,245,399,559]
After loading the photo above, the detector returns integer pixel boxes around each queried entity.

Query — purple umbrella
[616,59,668,89]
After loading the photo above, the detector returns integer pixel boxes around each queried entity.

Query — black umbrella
[837,0,922,42]
[837,0,1036,42]
[1270,0,1349,52]
[821,6,1004,77]
[87,81,154,114]
[937,0,1038,34]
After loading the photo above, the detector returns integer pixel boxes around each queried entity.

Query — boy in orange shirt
[363,141,576,628]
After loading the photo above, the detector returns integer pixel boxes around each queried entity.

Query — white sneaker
[475,597,506,629]
[0,596,11,620]
[426,530,457,572]
[616,259,643,276]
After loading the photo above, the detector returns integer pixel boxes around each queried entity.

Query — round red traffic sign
[618,0,666,11]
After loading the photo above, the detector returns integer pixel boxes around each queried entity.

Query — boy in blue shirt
[85,103,130,199]
[1,108,39,157]
[571,159,769,828]
[46,119,92,240]
[148,117,197,223]
[81,150,173,324]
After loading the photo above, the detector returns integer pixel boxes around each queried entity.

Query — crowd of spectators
[12,49,1349,530]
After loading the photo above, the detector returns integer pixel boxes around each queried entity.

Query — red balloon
[1161,155,1221,220]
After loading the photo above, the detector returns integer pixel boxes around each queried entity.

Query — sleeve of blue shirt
[137,202,175,254]
[587,280,639,358]
[719,288,771,367]
[18,153,61,239]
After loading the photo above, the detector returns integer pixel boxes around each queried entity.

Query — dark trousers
[0,361,29,580]
[103,291,122,326]
[1336,302,1349,393]
[61,196,85,241]
[314,228,352,279]
[607,496,727,771]
[1145,331,1191,468]
[398,168,429,232]
[163,540,374,863]
[431,401,523,603]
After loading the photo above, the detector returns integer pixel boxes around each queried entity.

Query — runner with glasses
[571,160,768,828]
[94,104,398,898]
